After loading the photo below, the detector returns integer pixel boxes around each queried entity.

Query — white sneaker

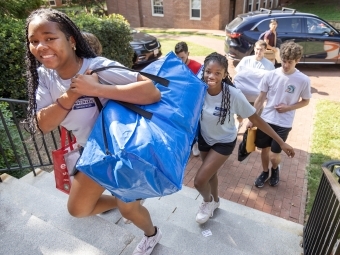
[195,195,220,224]
[122,199,145,224]
[132,227,162,255]
[192,142,200,157]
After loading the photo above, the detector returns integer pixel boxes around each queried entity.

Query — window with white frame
[246,0,252,12]
[49,0,56,6]
[191,0,201,19]
[152,0,164,16]
[263,0,267,8]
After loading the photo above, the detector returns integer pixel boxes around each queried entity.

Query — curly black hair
[201,52,234,125]
[24,8,97,134]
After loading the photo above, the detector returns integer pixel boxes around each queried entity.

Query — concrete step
[19,170,185,253]
[20,170,125,224]
[0,202,106,255]
[3,171,304,254]
[99,185,303,255]
[20,169,69,201]
[0,174,135,254]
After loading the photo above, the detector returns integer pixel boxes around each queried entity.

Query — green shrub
[0,12,134,101]
[0,15,27,100]
[71,12,134,67]
[0,102,25,169]
[0,0,44,19]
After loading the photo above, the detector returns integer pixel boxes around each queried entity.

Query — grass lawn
[289,1,340,21]
[139,29,225,40]
[306,100,340,216]
[158,38,216,57]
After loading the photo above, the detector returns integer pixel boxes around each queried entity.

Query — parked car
[130,28,162,66]
[224,7,340,64]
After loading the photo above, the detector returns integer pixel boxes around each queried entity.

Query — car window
[306,18,332,34]
[290,18,302,33]
[275,18,302,33]
[254,20,271,32]
[226,17,243,30]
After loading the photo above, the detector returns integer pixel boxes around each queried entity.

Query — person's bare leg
[209,173,219,202]
[270,151,281,169]
[195,149,229,202]
[261,147,271,172]
[117,199,155,236]
[67,172,117,217]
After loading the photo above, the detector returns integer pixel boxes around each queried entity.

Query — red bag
[52,127,77,194]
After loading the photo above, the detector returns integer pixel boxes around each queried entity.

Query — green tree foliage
[0,15,27,100]
[0,0,44,19]
[72,0,107,15]
[71,12,134,67]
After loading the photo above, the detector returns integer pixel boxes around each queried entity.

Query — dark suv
[224,7,340,64]
[130,28,162,66]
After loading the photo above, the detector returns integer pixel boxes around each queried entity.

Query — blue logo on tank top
[73,96,96,110]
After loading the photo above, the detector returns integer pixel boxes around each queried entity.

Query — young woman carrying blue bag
[25,8,162,254]
[193,52,295,224]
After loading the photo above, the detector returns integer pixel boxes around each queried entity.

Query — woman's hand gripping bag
[76,52,207,202]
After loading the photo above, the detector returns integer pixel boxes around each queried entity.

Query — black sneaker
[254,171,270,188]
[269,165,280,186]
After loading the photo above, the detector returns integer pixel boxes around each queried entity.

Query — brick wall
[106,0,142,27]
[106,0,247,30]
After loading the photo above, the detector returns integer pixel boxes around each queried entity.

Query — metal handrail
[303,160,340,255]
[0,98,59,181]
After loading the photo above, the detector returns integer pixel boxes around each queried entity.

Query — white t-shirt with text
[36,57,138,146]
[200,85,256,145]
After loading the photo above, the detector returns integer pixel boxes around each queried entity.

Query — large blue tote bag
[76,52,207,202]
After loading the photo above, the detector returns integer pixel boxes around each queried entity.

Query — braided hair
[25,8,97,134]
[201,52,234,125]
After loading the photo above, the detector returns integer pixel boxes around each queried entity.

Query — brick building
[106,0,280,30]
[47,0,67,6]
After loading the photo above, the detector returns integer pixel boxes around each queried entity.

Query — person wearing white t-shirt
[234,40,275,130]
[235,40,274,73]
[194,52,295,224]
[248,41,312,188]
[25,9,162,255]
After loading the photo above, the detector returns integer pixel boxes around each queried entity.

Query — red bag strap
[60,126,76,150]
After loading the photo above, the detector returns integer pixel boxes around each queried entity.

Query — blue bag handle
[91,65,169,119]
[91,66,169,155]
[90,65,169,87]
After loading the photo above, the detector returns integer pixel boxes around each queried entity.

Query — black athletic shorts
[255,123,292,153]
[198,132,236,156]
